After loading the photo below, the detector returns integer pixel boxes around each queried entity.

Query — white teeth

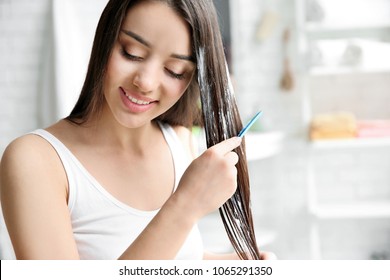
[125,93,151,105]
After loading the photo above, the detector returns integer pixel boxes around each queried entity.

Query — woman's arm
[1,132,241,260]
[0,135,80,259]
[119,135,242,259]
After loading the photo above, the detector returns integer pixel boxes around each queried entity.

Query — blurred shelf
[311,201,390,219]
[310,137,390,149]
[306,23,390,39]
[308,39,390,75]
[244,131,285,161]
[297,0,390,260]
[310,66,390,76]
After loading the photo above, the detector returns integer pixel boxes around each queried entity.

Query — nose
[132,62,160,93]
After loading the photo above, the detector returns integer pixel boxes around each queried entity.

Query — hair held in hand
[187,1,261,260]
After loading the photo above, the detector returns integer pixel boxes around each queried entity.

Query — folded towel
[310,112,357,140]
[310,130,356,140]
[357,120,390,138]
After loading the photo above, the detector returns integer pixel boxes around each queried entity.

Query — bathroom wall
[0,0,50,153]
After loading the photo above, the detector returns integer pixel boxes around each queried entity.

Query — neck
[82,112,161,156]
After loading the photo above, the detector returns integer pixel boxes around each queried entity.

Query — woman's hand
[118,136,242,259]
[173,136,242,222]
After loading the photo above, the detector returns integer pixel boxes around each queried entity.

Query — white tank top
[0,122,204,260]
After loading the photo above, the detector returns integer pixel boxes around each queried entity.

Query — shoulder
[1,133,57,167]
[0,133,68,198]
[0,133,78,258]
[172,125,192,142]
[172,125,197,160]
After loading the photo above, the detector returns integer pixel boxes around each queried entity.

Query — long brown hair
[66,0,260,260]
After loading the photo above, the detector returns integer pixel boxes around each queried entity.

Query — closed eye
[121,47,187,80]
[120,48,143,62]
[165,68,186,80]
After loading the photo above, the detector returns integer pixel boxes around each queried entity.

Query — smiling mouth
[121,88,156,105]
[126,94,151,105]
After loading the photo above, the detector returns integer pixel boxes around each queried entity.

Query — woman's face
[103,0,195,128]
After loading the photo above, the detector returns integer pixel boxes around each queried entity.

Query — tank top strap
[29,129,79,210]
[157,122,192,191]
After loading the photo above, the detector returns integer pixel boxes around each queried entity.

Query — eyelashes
[164,68,186,80]
[120,48,143,62]
[120,48,187,80]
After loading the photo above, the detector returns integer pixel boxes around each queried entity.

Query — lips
[126,95,152,105]
[120,87,156,104]
[119,87,157,113]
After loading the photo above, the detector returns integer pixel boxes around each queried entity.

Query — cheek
[164,80,191,105]
[104,58,118,93]
[169,73,194,96]
[103,58,127,105]
[105,52,132,86]
[163,68,194,98]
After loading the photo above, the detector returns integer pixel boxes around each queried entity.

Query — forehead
[121,1,192,55]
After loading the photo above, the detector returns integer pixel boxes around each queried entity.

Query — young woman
[0,0,274,260]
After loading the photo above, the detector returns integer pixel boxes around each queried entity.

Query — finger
[225,151,239,165]
[210,137,242,155]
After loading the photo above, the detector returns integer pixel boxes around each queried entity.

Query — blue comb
[238,111,263,138]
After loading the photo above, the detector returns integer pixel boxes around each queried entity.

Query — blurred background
[1,0,390,259]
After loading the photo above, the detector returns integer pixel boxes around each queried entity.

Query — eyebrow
[121,29,195,62]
